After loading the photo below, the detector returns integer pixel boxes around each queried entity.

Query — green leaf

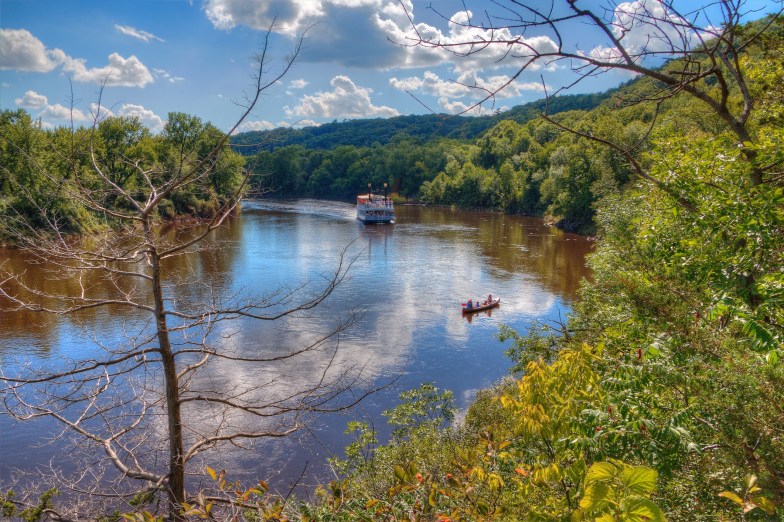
[579,482,611,511]
[620,496,665,522]
[393,465,407,484]
[585,462,619,485]
[619,466,657,494]
[752,496,777,515]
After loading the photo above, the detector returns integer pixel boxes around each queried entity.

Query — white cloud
[62,53,153,87]
[153,68,185,83]
[585,1,694,64]
[203,0,324,35]
[90,103,115,120]
[40,103,89,122]
[234,119,319,133]
[287,75,398,120]
[0,28,153,87]
[390,70,545,108]
[292,119,320,128]
[15,90,48,109]
[237,120,279,132]
[118,104,165,132]
[199,0,557,73]
[437,97,482,116]
[0,29,64,71]
[289,79,309,89]
[378,6,559,72]
[114,24,165,43]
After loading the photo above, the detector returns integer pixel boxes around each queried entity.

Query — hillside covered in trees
[230,91,614,153]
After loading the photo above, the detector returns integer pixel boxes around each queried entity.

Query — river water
[0,199,592,496]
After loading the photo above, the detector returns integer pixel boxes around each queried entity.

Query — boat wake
[244,198,357,221]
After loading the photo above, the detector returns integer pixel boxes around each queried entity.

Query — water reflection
[463,307,497,323]
[0,199,592,494]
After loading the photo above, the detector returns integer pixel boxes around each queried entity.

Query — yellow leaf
[718,491,744,506]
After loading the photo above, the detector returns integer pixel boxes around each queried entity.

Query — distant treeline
[230,90,616,153]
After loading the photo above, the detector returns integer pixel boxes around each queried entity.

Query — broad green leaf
[620,497,665,522]
[579,482,611,511]
[620,466,657,494]
[585,462,619,485]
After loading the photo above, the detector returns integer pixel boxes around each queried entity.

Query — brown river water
[0,199,592,497]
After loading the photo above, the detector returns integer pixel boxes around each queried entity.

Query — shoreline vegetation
[1,10,783,520]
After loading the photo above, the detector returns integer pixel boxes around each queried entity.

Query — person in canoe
[466,298,473,309]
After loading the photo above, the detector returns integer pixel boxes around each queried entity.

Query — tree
[0,26,376,521]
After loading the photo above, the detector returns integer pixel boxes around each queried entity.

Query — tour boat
[356,194,395,223]
[462,297,500,313]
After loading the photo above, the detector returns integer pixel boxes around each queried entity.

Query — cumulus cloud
[200,0,558,73]
[0,28,153,87]
[17,92,161,133]
[379,6,559,72]
[114,24,165,43]
[61,53,153,87]
[15,90,48,109]
[40,103,89,122]
[15,90,109,125]
[288,79,308,89]
[286,75,398,120]
[203,0,325,35]
[585,1,694,64]
[391,70,545,100]
[90,103,115,120]
[0,29,64,71]
[390,70,545,113]
[118,104,165,132]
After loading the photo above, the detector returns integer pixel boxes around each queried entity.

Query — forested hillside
[230,91,613,154]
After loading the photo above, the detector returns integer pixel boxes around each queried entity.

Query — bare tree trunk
[144,218,186,519]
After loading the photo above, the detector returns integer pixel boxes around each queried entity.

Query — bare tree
[0,25,376,521]
[398,0,782,189]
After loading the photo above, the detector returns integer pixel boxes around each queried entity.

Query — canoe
[462,297,500,313]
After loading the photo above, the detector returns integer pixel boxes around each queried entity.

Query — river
[0,199,592,497]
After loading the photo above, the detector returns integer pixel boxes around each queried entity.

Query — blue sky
[1,0,778,133]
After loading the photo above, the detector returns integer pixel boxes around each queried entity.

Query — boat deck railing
[360,200,394,209]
